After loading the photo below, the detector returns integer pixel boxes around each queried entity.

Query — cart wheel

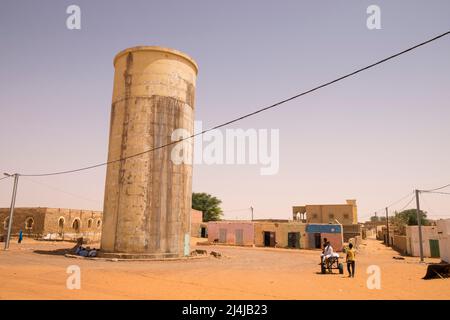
[321,264,326,274]
[338,263,344,274]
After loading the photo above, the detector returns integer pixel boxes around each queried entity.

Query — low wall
[406,226,439,257]
[393,235,407,255]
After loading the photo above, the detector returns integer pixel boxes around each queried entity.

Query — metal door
[219,228,227,243]
[429,239,440,258]
[235,229,243,245]
[288,232,300,248]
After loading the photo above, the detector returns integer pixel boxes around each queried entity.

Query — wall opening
[58,217,65,233]
[264,231,276,247]
[72,219,80,233]
[314,233,322,249]
[288,232,300,248]
[25,217,34,230]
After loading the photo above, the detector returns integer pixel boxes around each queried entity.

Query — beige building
[292,199,357,224]
[1,207,201,244]
[0,207,103,242]
[292,200,360,241]
[406,225,440,258]
[437,219,450,263]
[253,221,307,248]
[190,209,207,238]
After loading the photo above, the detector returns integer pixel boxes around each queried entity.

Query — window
[96,219,101,228]
[25,217,34,230]
[87,219,93,228]
[72,219,80,232]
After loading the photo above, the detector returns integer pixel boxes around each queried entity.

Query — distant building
[0,207,102,242]
[292,199,357,224]
[207,220,344,251]
[191,209,207,238]
[1,207,203,243]
[406,225,440,258]
[292,199,361,241]
[437,219,450,263]
[208,221,255,246]
[305,223,344,251]
[254,220,307,248]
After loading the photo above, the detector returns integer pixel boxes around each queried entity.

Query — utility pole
[250,206,254,221]
[415,189,424,262]
[385,207,390,247]
[4,173,19,250]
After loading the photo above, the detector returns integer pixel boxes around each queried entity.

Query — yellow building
[292,200,360,242]
[253,221,307,249]
[292,199,357,225]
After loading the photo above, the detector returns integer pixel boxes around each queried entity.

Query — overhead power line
[427,191,450,195]
[222,208,251,213]
[422,184,450,192]
[385,191,415,210]
[369,190,414,216]
[397,195,416,212]
[21,177,99,204]
[14,29,450,177]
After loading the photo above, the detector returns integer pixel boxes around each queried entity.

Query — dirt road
[0,237,448,299]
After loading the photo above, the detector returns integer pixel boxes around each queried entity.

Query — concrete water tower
[100,46,198,258]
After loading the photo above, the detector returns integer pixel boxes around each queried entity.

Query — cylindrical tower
[100,46,198,258]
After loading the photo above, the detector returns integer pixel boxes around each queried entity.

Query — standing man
[18,229,23,244]
[346,243,356,277]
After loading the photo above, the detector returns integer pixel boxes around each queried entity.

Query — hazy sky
[1,0,449,222]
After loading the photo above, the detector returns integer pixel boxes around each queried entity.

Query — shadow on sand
[314,272,341,275]
[33,248,73,256]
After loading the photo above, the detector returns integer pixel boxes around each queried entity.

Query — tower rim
[113,46,198,75]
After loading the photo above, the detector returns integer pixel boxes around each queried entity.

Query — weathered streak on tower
[101,46,198,258]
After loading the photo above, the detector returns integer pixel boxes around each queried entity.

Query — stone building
[0,207,201,243]
[0,207,102,242]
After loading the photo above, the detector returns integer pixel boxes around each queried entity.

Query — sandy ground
[0,237,448,300]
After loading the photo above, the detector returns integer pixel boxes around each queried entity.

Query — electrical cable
[17,30,450,177]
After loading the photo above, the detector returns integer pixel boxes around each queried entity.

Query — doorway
[429,239,440,258]
[288,232,300,248]
[264,231,276,247]
[200,227,207,238]
[314,233,321,249]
